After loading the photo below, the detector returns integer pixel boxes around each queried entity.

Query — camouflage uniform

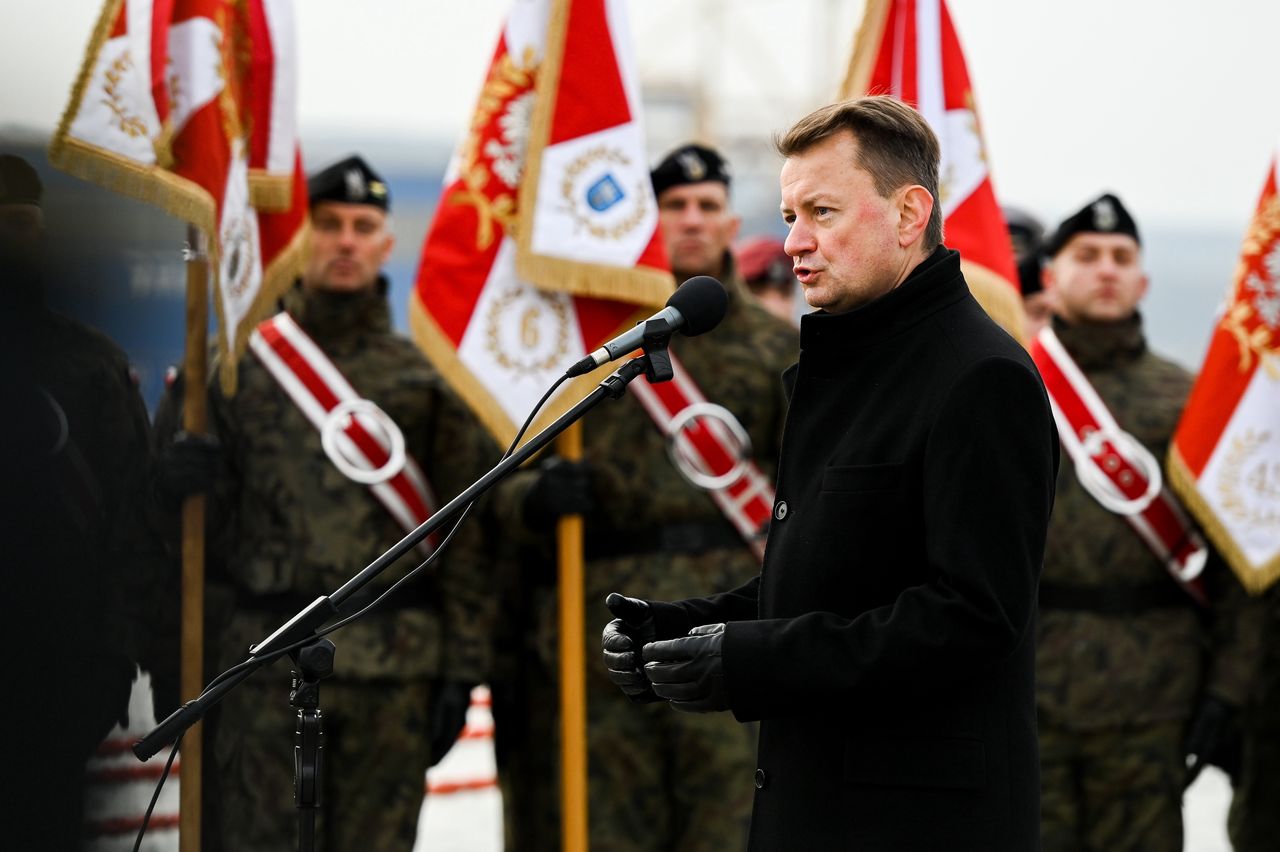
[492,258,798,852]
[1036,314,1258,852]
[1229,582,1280,851]
[154,281,498,852]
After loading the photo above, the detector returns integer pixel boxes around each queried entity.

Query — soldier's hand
[157,431,221,499]
[1184,694,1242,788]
[523,457,593,531]
[602,593,660,703]
[428,680,475,767]
[643,623,728,714]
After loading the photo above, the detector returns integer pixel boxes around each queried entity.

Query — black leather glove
[428,680,475,767]
[602,593,660,703]
[642,623,728,714]
[523,457,593,531]
[1184,694,1242,787]
[157,431,221,499]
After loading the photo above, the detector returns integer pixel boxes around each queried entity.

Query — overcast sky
[3,0,1278,230]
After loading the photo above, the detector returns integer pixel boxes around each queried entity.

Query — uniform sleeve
[721,357,1058,721]
[430,387,505,683]
[144,365,239,718]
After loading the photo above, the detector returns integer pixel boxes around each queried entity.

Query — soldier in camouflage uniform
[0,153,156,851]
[490,143,798,851]
[1034,193,1260,851]
[154,156,499,851]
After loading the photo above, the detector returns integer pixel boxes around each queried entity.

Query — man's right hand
[157,431,221,499]
[602,592,660,703]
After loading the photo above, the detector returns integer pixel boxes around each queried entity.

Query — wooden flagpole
[556,422,588,852]
[179,225,208,852]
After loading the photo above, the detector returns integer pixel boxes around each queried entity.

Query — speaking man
[603,97,1059,850]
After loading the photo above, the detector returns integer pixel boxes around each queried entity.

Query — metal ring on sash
[320,399,407,485]
[1076,427,1162,516]
[665,402,752,492]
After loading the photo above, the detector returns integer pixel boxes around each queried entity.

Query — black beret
[651,143,731,198]
[1002,205,1044,260]
[1018,252,1044,296]
[307,154,389,211]
[1045,192,1139,257]
[0,154,42,206]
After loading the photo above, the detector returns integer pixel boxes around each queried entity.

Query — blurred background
[4,0,1278,410]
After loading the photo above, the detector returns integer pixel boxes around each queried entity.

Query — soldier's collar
[1052,312,1146,370]
[283,277,392,343]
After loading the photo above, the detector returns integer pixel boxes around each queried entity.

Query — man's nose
[335,224,359,248]
[784,221,814,257]
[678,205,706,229]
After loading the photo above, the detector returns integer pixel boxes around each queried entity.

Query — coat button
[754,768,768,789]
[773,501,788,521]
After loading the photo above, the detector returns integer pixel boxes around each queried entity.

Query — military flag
[49,0,307,390]
[1169,150,1280,594]
[412,3,669,848]
[840,0,1025,341]
[411,0,671,445]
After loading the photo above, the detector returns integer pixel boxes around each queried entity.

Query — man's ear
[379,232,396,266]
[898,185,933,248]
[1041,261,1055,291]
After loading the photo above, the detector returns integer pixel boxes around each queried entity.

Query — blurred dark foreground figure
[0,153,157,850]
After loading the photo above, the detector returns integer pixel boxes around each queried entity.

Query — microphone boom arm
[134,352,661,762]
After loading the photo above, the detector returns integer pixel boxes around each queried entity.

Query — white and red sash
[1030,327,1208,605]
[629,353,775,560]
[249,312,439,547]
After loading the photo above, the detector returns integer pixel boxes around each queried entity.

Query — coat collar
[796,246,966,363]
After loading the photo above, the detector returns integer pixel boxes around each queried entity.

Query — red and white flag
[412,0,671,443]
[49,0,307,389]
[840,0,1024,341]
[243,0,299,210]
[1169,150,1280,594]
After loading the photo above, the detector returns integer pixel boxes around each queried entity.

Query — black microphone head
[667,275,728,336]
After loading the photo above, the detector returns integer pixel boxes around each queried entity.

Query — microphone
[565,276,728,378]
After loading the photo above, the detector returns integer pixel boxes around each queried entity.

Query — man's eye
[815,207,832,217]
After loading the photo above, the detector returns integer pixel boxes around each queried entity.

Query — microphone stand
[135,326,674,851]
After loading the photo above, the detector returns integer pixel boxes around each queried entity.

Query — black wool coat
[650,247,1059,851]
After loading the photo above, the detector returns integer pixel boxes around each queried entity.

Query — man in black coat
[602,96,1060,851]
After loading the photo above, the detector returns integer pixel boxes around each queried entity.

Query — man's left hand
[642,623,727,714]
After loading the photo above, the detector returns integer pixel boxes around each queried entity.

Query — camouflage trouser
[1039,721,1185,852]
[208,662,432,852]
[1228,585,1280,852]
[493,616,756,851]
